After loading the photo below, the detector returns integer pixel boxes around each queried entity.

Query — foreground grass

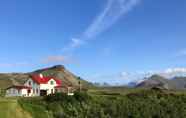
[2,88,186,118]
[18,97,51,118]
[0,98,32,118]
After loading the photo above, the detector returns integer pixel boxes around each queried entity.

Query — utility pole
[78,81,81,92]
[78,77,82,92]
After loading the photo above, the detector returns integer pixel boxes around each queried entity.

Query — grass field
[0,98,32,118]
[88,86,186,96]
[1,87,186,118]
[88,87,145,96]
[18,98,51,118]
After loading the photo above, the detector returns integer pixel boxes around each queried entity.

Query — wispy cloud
[42,55,74,64]
[176,49,186,57]
[0,62,30,68]
[0,55,75,68]
[62,38,85,52]
[63,0,141,51]
[83,0,140,39]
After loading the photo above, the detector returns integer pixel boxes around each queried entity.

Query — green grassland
[0,98,32,118]
[88,87,143,96]
[1,87,186,118]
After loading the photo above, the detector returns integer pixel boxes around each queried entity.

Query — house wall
[40,79,57,95]
[6,88,21,97]
[6,88,33,97]
[55,87,74,96]
[21,89,28,97]
[24,78,40,96]
[6,77,61,97]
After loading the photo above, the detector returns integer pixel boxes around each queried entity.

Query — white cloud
[159,68,186,78]
[71,38,83,48]
[164,68,186,74]
[88,67,186,85]
[120,71,129,76]
[62,38,84,52]
[63,0,141,51]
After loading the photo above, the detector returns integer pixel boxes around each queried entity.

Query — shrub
[0,89,5,97]
[18,90,186,118]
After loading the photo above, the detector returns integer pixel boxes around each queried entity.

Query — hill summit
[0,65,91,89]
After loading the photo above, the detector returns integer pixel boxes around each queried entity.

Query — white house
[6,74,63,97]
[5,86,31,97]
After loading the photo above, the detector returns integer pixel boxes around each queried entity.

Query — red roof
[31,74,61,85]
[55,85,63,88]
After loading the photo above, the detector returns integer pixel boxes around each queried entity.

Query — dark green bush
[0,89,5,97]
[19,90,186,118]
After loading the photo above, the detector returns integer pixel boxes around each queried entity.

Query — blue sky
[0,0,186,84]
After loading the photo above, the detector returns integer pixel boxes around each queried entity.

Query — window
[33,89,35,94]
[18,90,20,94]
[13,89,15,94]
[28,89,31,93]
[50,81,54,85]
[51,89,53,94]
[36,89,38,94]
[28,81,31,86]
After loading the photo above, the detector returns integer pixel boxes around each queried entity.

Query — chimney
[39,73,43,78]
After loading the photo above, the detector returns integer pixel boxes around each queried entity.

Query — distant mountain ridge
[0,65,92,89]
[136,74,186,90]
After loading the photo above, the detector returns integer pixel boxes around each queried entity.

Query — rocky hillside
[136,74,186,90]
[0,65,92,89]
[171,77,186,89]
[32,65,92,88]
[0,73,29,89]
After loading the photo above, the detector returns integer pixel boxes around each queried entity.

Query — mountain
[128,78,148,87]
[136,75,176,89]
[136,74,186,90]
[171,77,186,89]
[0,73,29,89]
[0,65,92,89]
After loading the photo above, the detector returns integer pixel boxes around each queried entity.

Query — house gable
[24,78,40,96]
[48,79,57,86]
[24,78,35,87]
[6,74,63,97]
[31,74,61,86]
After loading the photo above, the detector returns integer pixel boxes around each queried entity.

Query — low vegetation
[17,89,186,118]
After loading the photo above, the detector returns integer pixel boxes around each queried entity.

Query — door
[27,89,31,96]
[40,90,47,96]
